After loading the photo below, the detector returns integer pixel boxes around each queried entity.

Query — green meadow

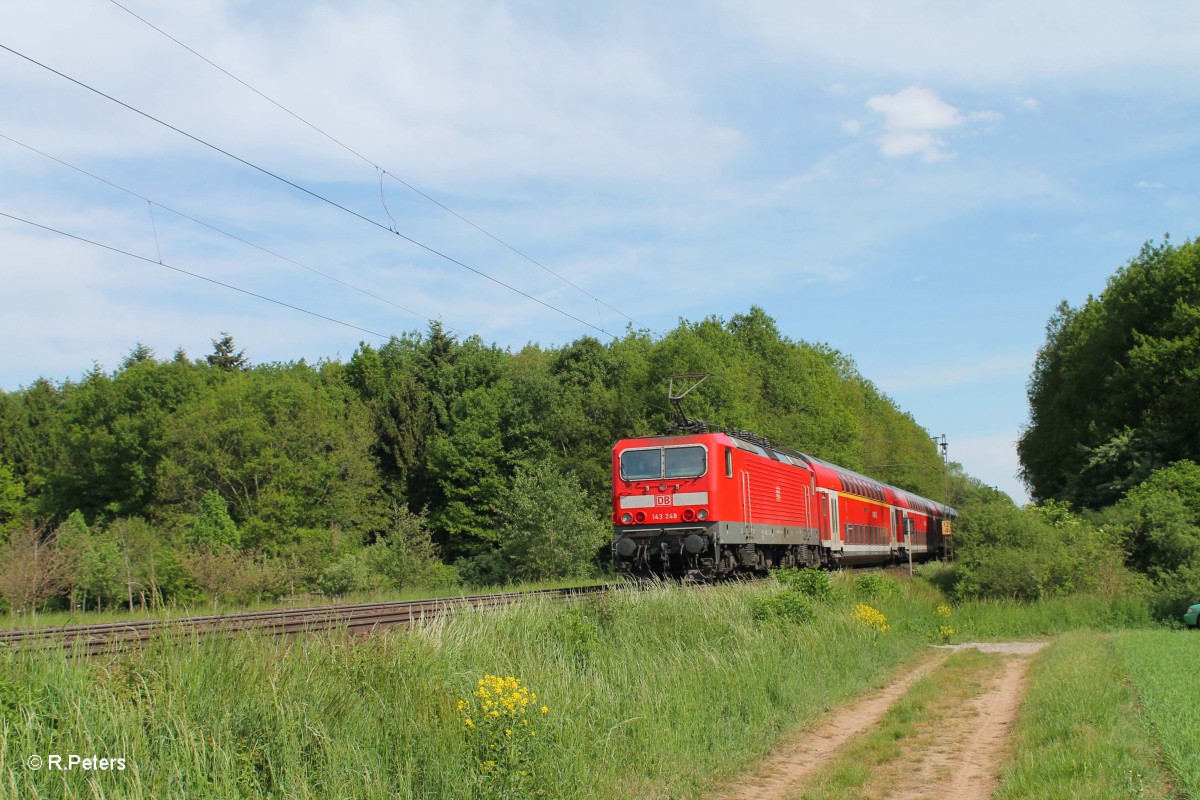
[0,574,1195,800]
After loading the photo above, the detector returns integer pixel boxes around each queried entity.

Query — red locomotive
[611,416,955,578]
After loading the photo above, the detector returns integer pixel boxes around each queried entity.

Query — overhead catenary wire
[0,41,616,341]
[0,131,461,336]
[103,0,657,335]
[0,210,392,340]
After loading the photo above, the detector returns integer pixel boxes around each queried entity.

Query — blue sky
[3,1,1200,503]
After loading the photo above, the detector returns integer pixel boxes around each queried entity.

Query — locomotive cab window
[725,447,733,479]
[620,445,707,481]
[665,445,707,478]
[619,448,662,481]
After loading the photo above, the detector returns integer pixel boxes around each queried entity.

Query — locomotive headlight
[697,509,709,520]
[634,511,646,524]
[620,512,633,524]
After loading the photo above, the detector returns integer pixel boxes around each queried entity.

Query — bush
[495,460,609,583]
[950,501,1133,602]
[319,551,384,597]
[774,567,835,601]
[854,573,900,600]
[749,590,816,624]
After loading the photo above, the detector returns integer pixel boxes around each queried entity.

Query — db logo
[655,495,672,506]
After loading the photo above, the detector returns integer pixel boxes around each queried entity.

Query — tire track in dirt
[884,653,1035,800]
[715,651,949,800]
[715,643,1045,800]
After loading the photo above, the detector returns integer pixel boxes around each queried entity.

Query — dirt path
[717,651,950,800]
[882,653,1035,800]
[716,642,1045,800]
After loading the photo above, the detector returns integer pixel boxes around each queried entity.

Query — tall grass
[1115,629,1200,798]
[994,630,1172,799]
[950,594,1154,639]
[0,575,946,800]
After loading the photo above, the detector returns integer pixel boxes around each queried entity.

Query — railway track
[0,584,611,657]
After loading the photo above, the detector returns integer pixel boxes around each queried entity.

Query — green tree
[1019,237,1200,507]
[495,460,609,582]
[188,490,240,551]
[57,510,120,611]
[0,461,26,530]
[156,363,386,552]
[206,332,248,371]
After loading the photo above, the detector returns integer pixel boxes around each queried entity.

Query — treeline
[0,307,947,614]
[939,237,1200,618]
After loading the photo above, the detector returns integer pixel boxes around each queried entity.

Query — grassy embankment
[0,572,1170,800]
[1,574,933,799]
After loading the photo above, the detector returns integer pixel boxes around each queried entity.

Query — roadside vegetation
[2,574,945,800]
[996,631,1173,800]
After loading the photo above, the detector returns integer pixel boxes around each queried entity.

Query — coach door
[828,492,841,547]
[740,470,753,538]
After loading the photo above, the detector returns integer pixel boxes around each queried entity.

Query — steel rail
[0,584,612,657]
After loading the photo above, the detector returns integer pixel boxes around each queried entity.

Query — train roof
[615,430,956,518]
[722,434,957,518]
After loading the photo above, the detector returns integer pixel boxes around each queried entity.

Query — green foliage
[775,566,836,601]
[854,572,900,600]
[187,490,239,551]
[365,507,459,591]
[749,589,817,624]
[1020,237,1200,508]
[319,550,384,596]
[0,460,26,529]
[1,308,954,612]
[494,460,610,583]
[205,331,247,371]
[1099,460,1200,618]
[948,500,1134,602]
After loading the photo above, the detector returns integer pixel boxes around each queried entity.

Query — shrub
[750,590,816,624]
[774,567,835,601]
[319,551,384,597]
[854,572,900,600]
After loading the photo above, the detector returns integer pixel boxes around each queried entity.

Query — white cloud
[860,86,998,161]
[1136,180,1165,190]
[1019,97,1041,112]
[842,118,863,135]
[867,86,964,132]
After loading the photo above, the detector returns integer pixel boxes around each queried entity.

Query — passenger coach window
[620,449,662,481]
[665,446,707,478]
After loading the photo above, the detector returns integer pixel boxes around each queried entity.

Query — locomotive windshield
[665,446,706,478]
[620,449,662,480]
[620,445,707,480]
